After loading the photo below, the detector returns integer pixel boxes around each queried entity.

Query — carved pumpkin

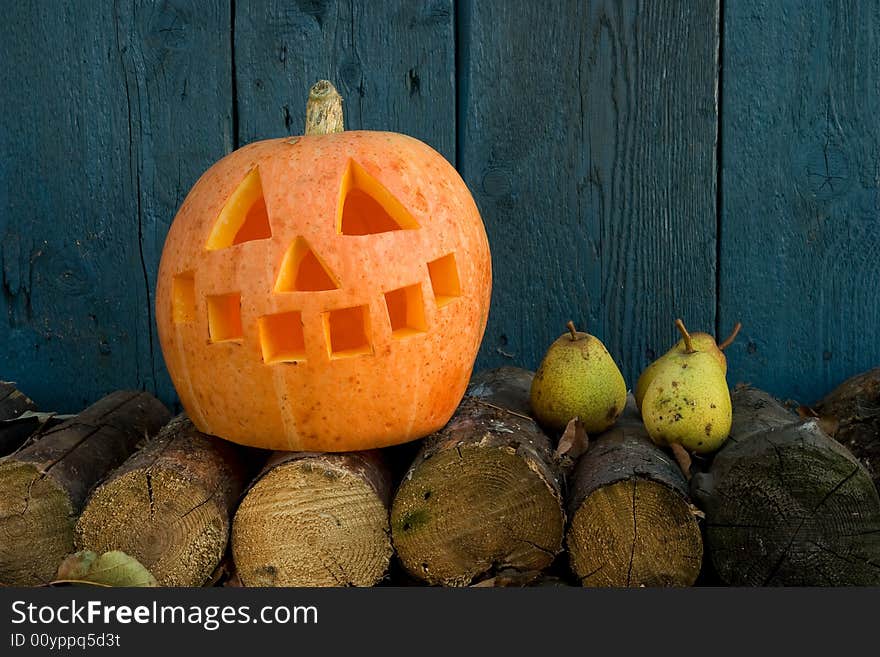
[156,82,491,451]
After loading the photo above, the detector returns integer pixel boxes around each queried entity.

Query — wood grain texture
[234,0,455,160]
[694,386,880,586]
[0,0,231,412]
[459,0,719,387]
[567,396,702,587]
[232,451,392,587]
[719,0,880,403]
[0,391,170,585]
[5,0,878,414]
[391,397,564,586]
[76,415,250,587]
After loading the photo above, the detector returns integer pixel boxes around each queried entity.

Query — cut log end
[392,443,564,586]
[0,462,73,585]
[705,387,880,586]
[76,470,227,587]
[75,416,248,587]
[568,478,702,587]
[233,455,392,587]
[0,391,169,585]
[565,395,703,587]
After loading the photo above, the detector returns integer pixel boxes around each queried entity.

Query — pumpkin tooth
[427,253,461,307]
[171,271,196,324]
[258,310,307,364]
[323,305,372,359]
[384,283,428,338]
[205,292,243,343]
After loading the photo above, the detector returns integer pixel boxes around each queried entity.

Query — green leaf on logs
[54,550,158,587]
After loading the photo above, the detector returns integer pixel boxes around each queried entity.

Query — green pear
[530,322,627,434]
[635,321,740,410]
[641,320,732,453]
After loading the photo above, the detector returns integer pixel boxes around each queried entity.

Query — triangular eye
[275,237,339,292]
[206,167,272,250]
[337,160,420,235]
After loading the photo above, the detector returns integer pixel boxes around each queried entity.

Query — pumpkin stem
[305,80,344,135]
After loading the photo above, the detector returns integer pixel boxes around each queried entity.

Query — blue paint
[719,0,880,403]
[0,1,875,414]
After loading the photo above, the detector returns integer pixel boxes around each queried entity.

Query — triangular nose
[337,160,420,235]
[275,236,339,292]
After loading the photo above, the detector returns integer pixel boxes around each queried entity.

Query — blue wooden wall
[1,0,878,413]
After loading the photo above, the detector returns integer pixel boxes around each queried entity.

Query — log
[466,367,535,416]
[232,450,392,587]
[814,366,880,491]
[0,391,170,585]
[566,397,703,587]
[75,415,250,586]
[693,385,880,586]
[0,382,39,456]
[391,397,565,586]
[0,381,37,420]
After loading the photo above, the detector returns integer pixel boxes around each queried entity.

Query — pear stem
[674,319,694,353]
[718,322,742,351]
[566,321,578,341]
[305,80,344,135]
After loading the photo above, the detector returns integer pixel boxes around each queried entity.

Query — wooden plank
[0,1,232,412]
[234,0,455,161]
[719,0,880,403]
[460,0,720,389]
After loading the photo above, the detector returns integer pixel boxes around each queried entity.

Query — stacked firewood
[1,367,878,587]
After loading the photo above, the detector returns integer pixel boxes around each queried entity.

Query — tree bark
[0,382,39,456]
[0,381,36,420]
[391,396,564,586]
[232,450,392,587]
[0,391,170,585]
[466,367,535,416]
[693,385,880,586]
[566,397,703,587]
[75,415,251,586]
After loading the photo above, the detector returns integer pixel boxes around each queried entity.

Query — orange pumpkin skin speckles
[156,132,491,452]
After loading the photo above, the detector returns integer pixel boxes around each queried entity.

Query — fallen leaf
[555,417,589,466]
[669,443,692,480]
[54,550,158,587]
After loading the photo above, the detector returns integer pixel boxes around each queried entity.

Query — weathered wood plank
[112,1,234,407]
[460,0,720,388]
[719,0,880,403]
[234,0,455,161]
[0,1,231,411]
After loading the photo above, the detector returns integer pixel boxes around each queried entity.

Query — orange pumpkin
[155,82,491,451]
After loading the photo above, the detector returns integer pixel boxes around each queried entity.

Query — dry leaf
[555,417,589,467]
[669,443,692,480]
[54,550,158,587]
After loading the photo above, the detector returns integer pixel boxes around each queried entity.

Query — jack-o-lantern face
[156,132,491,451]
